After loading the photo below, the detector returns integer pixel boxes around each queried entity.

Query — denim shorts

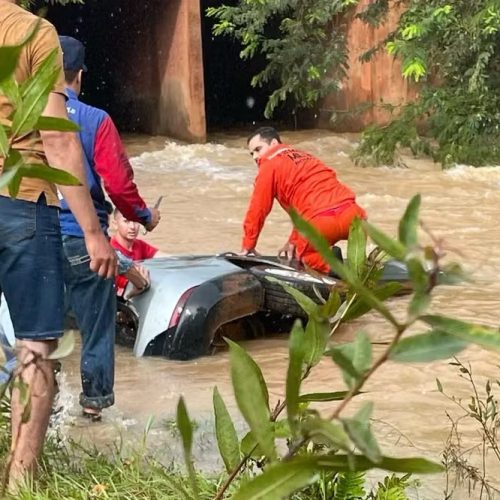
[0,194,64,340]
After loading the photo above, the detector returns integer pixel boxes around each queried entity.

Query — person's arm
[93,116,160,231]
[40,93,117,279]
[124,265,150,299]
[241,164,276,252]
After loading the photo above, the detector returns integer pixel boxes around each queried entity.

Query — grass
[5,439,231,499]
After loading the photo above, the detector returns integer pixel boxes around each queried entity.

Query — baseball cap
[59,36,88,72]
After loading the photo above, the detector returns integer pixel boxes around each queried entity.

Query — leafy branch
[206,0,356,118]
[355,0,500,167]
[0,21,81,196]
[170,194,500,499]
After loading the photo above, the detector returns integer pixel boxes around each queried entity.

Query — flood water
[57,130,500,499]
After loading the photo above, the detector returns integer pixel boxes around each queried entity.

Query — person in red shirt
[111,209,159,296]
[241,127,366,274]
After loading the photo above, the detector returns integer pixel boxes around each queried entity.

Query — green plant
[355,0,500,167]
[440,360,500,499]
[170,194,500,499]
[0,20,81,196]
[206,0,357,119]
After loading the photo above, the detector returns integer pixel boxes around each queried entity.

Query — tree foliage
[355,0,500,167]
[206,0,358,118]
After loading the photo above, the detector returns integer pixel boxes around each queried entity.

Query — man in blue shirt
[59,36,161,420]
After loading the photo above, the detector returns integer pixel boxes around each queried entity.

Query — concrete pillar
[321,0,416,131]
[154,0,206,142]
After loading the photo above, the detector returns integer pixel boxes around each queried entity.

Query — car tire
[115,301,139,348]
[250,266,337,318]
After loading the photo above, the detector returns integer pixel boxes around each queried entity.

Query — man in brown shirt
[0,0,117,487]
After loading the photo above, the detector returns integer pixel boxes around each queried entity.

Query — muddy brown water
[56,130,500,499]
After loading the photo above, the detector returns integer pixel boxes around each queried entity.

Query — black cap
[59,36,88,72]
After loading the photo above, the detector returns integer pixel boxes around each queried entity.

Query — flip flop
[82,408,102,422]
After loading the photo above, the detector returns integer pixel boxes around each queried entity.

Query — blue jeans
[0,194,64,340]
[62,235,116,410]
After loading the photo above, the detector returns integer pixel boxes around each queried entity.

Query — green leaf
[299,391,351,403]
[8,171,22,198]
[0,124,8,157]
[177,397,193,459]
[409,292,431,321]
[176,397,199,499]
[291,211,399,326]
[406,257,428,294]
[390,331,468,362]
[0,76,21,108]
[232,459,319,500]
[0,167,20,192]
[21,163,80,186]
[213,387,240,473]
[287,321,306,434]
[352,331,372,375]
[407,257,430,319]
[362,221,407,261]
[398,194,421,247]
[48,330,75,359]
[0,46,22,84]
[347,217,367,278]
[240,431,263,459]
[266,277,318,316]
[314,454,443,474]
[274,419,291,439]
[329,332,372,388]
[343,402,381,463]
[227,339,276,461]
[330,348,360,387]
[34,116,80,132]
[0,20,40,83]
[302,417,351,451]
[341,282,402,322]
[318,290,342,318]
[233,454,442,498]
[437,263,471,285]
[421,315,500,352]
[11,49,59,137]
[3,149,24,197]
[240,421,291,458]
[303,316,329,368]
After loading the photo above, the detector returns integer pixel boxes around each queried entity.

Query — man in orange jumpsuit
[241,127,366,274]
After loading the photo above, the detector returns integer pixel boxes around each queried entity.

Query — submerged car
[115,252,410,360]
[0,252,410,362]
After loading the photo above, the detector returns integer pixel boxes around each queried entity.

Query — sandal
[82,408,102,422]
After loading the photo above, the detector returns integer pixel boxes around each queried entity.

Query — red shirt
[110,237,158,260]
[242,144,357,250]
[110,237,158,295]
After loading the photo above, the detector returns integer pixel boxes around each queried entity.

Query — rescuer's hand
[278,241,295,263]
[144,208,161,232]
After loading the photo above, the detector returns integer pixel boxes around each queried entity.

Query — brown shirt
[0,1,66,205]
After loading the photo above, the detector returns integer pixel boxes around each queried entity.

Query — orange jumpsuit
[242,144,366,273]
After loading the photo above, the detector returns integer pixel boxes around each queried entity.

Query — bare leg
[8,339,57,490]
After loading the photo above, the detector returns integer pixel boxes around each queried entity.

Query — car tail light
[168,287,196,329]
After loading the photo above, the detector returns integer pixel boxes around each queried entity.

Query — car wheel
[250,266,338,318]
[210,316,266,353]
[115,301,139,348]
